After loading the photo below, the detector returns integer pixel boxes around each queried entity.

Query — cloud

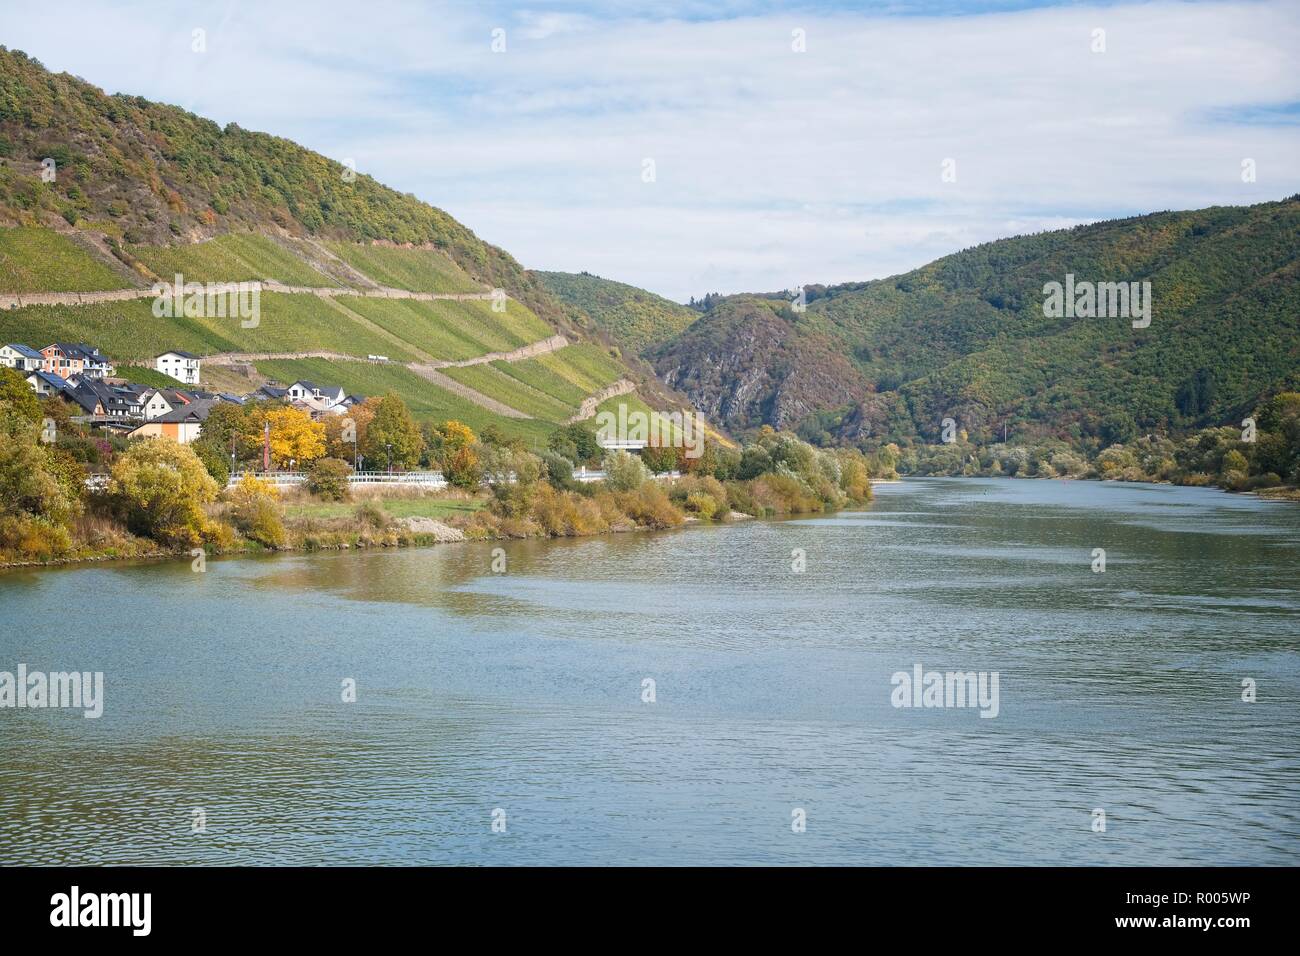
[2,0,1297,300]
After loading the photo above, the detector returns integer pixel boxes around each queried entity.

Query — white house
[0,344,44,372]
[138,388,181,421]
[155,351,202,385]
[286,380,347,412]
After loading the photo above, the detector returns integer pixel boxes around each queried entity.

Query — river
[1,477,1296,865]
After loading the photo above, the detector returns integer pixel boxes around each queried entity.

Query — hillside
[652,197,1300,448]
[534,270,698,355]
[0,46,663,449]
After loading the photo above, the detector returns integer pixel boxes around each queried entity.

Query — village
[0,341,365,446]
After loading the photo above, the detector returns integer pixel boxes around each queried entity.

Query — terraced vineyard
[0,227,132,292]
[442,363,578,422]
[254,357,556,446]
[492,355,592,406]
[128,233,336,286]
[323,241,485,294]
[341,296,537,361]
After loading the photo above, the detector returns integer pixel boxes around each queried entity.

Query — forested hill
[534,270,698,355]
[0,46,561,323]
[652,197,1300,447]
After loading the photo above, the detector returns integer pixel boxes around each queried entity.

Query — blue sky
[2,0,1297,300]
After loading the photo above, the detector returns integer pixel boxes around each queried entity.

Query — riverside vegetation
[0,367,872,566]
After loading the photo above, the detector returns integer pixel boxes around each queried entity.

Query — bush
[110,439,219,548]
[307,457,352,501]
[226,475,286,548]
[684,491,721,519]
[354,500,389,531]
[602,450,649,491]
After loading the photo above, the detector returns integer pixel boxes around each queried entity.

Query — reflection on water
[1,477,1297,864]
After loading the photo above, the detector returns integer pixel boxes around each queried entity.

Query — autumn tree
[110,439,219,547]
[243,405,326,469]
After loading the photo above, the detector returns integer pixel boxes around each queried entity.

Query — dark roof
[26,370,70,391]
[5,343,43,359]
[152,398,218,423]
[51,343,108,362]
[159,350,201,360]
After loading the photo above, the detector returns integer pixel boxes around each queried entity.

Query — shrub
[227,474,286,548]
[613,483,683,529]
[602,450,649,491]
[110,439,219,548]
[354,500,388,531]
[684,491,721,519]
[307,457,352,501]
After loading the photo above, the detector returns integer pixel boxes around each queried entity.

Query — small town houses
[155,350,201,385]
[5,341,364,447]
[255,380,365,418]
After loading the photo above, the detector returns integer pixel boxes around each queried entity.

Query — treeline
[897,392,1300,495]
[0,367,876,565]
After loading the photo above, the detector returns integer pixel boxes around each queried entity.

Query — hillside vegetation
[536,270,698,355]
[655,198,1300,451]
[0,46,562,322]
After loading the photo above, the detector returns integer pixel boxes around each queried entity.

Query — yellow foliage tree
[245,406,326,468]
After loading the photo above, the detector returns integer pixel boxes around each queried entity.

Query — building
[127,399,217,444]
[155,351,202,385]
[0,343,45,372]
[41,343,114,380]
[24,370,73,397]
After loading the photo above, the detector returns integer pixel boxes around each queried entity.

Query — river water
[1,477,1296,865]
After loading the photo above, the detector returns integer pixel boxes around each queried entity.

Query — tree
[0,367,40,425]
[641,443,681,474]
[110,439,219,547]
[244,405,326,468]
[306,457,352,501]
[603,450,649,491]
[227,474,286,548]
[365,394,423,470]
[550,422,600,465]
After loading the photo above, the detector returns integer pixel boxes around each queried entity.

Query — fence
[228,470,447,489]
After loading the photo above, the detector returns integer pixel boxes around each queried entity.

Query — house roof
[158,350,202,359]
[48,343,107,362]
[5,343,43,359]
[151,398,218,423]
[25,370,71,391]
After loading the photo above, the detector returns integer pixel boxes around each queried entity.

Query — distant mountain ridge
[649,197,1300,447]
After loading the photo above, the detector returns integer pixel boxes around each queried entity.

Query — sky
[2,0,1297,301]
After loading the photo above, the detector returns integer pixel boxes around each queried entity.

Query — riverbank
[1,474,869,570]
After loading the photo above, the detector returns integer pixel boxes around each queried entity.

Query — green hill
[654,197,1300,448]
[535,270,697,355]
[0,46,665,448]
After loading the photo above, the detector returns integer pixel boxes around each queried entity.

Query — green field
[254,357,557,447]
[534,343,626,393]
[115,365,182,388]
[0,227,132,293]
[129,233,336,286]
[341,296,552,361]
[442,364,577,422]
[285,496,484,520]
[0,292,415,363]
[323,242,484,293]
[491,356,591,406]
[595,391,685,445]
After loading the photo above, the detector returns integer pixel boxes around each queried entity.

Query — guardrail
[226,468,680,488]
[228,470,448,488]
